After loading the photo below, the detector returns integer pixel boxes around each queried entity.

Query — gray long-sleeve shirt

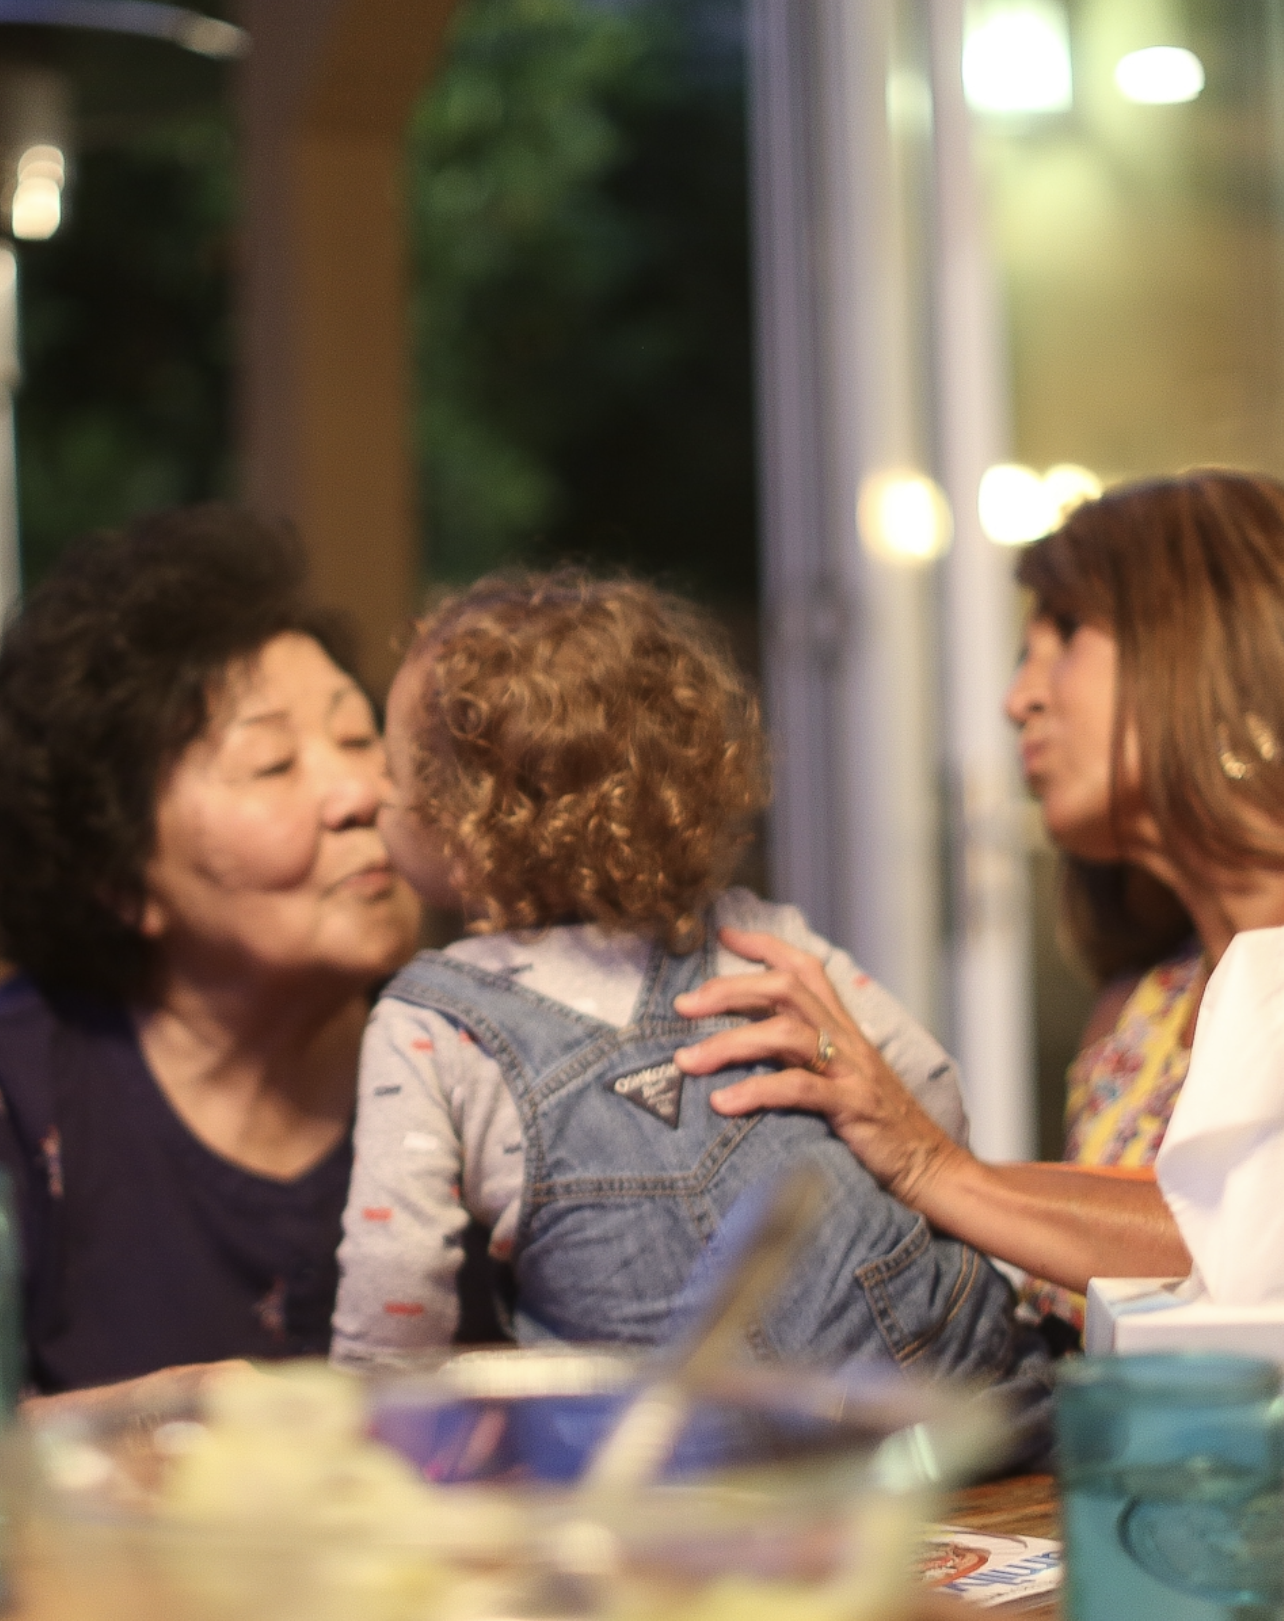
[331,888,967,1368]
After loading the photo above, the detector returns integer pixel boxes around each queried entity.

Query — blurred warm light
[11,179,60,241]
[1114,46,1204,105]
[1043,462,1102,522]
[979,464,1049,544]
[0,247,16,296]
[978,461,1102,545]
[11,143,66,241]
[17,146,62,190]
[17,145,64,188]
[858,470,953,564]
[962,1,1073,115]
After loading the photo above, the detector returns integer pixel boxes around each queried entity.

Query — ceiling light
[17,144,64,187]
[1115,46,1204,105]
[1042,463,1102,523]
[963,1,1073,116]
[978,464,1054,545]
[10,143,65,240]
[978,462,1103,545]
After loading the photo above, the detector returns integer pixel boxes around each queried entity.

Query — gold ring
[810,1028,836,1073]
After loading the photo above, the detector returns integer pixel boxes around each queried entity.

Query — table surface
[7,1470,1065,1621]
[928,1472,1061,1620]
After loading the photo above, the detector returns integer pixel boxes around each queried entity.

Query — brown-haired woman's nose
[1004,654,1045,726]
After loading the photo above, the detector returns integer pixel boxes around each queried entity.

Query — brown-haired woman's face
[1005,614,1136,861]
[139,633,420,989]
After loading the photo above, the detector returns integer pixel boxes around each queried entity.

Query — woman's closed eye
[253,755,296,779]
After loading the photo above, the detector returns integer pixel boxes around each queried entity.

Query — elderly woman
[0,505,419,1393]
[676,469,1284,1322]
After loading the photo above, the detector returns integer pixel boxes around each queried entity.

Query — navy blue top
[0,976,352,1393]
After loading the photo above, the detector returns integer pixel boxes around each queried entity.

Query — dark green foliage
[408,0,758,601]
[12,0,757,605]
[14,107,235,585]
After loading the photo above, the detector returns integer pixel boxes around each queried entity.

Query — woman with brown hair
[675,469,1284,1325]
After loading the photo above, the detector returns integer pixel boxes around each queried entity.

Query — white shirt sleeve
[330,998,475,1368]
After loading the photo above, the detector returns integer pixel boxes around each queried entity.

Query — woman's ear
[137,893,168,940]
[103,873,166,939]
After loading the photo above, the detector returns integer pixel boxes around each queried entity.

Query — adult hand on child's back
[673,928,967,1211]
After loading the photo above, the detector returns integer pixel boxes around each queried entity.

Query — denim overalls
[383,930,1049,1395]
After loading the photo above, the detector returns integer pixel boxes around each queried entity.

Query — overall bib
[383,931,1035,1386]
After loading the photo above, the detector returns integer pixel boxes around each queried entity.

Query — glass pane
[974,0,1284,484]
[967,0,1284,1146]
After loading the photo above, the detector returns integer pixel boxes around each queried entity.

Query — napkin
[1155,926,1284,1305]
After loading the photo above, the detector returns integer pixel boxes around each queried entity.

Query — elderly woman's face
[140,633,419,987]
[1005,614,1144,862]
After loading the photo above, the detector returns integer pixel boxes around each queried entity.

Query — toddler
[332,574,1047,1401]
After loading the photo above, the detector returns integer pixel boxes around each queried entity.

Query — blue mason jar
[1057,1353,1284,1621]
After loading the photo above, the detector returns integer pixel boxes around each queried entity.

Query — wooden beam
[239,0,458,690]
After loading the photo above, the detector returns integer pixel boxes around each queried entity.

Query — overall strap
[381,951,613,1094]
[629,925,719,1025]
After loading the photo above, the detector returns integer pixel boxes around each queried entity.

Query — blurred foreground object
[25,1351,1005,1621]
[1057,1353,1284,1621]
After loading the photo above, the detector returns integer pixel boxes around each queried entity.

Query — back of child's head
[402,571,769,952]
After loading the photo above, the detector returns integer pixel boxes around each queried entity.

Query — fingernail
[673,992,694,1008]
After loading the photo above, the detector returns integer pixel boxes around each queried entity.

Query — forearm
[912,1152,1191,1294]
[674,928,1192,1295]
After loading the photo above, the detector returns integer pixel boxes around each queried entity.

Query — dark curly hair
[405,571,769,952]
[0,504,358,1000]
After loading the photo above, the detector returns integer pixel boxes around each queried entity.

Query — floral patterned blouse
[1021,945,1205,1332]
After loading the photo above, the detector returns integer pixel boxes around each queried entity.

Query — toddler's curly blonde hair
[403,571,769,952]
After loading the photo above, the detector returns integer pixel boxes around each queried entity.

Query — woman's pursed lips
[328,860,396,897]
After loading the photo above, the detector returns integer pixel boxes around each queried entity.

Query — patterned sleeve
[330,997,473,1368]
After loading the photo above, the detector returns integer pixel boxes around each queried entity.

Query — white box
[1085,1276,1284,1362]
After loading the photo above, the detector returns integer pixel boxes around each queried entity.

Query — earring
[1218,714,1280,780]
[1218,728,1250,779]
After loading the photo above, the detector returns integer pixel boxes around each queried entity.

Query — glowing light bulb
[858,471,953,564]
[17,145,64,187]
[11,177,60,240]
[10,143,66,241]
[1043,463,1102,523]
[1115,46,1204,105]
[978,464,1053,545]
[962,1,1073,115]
